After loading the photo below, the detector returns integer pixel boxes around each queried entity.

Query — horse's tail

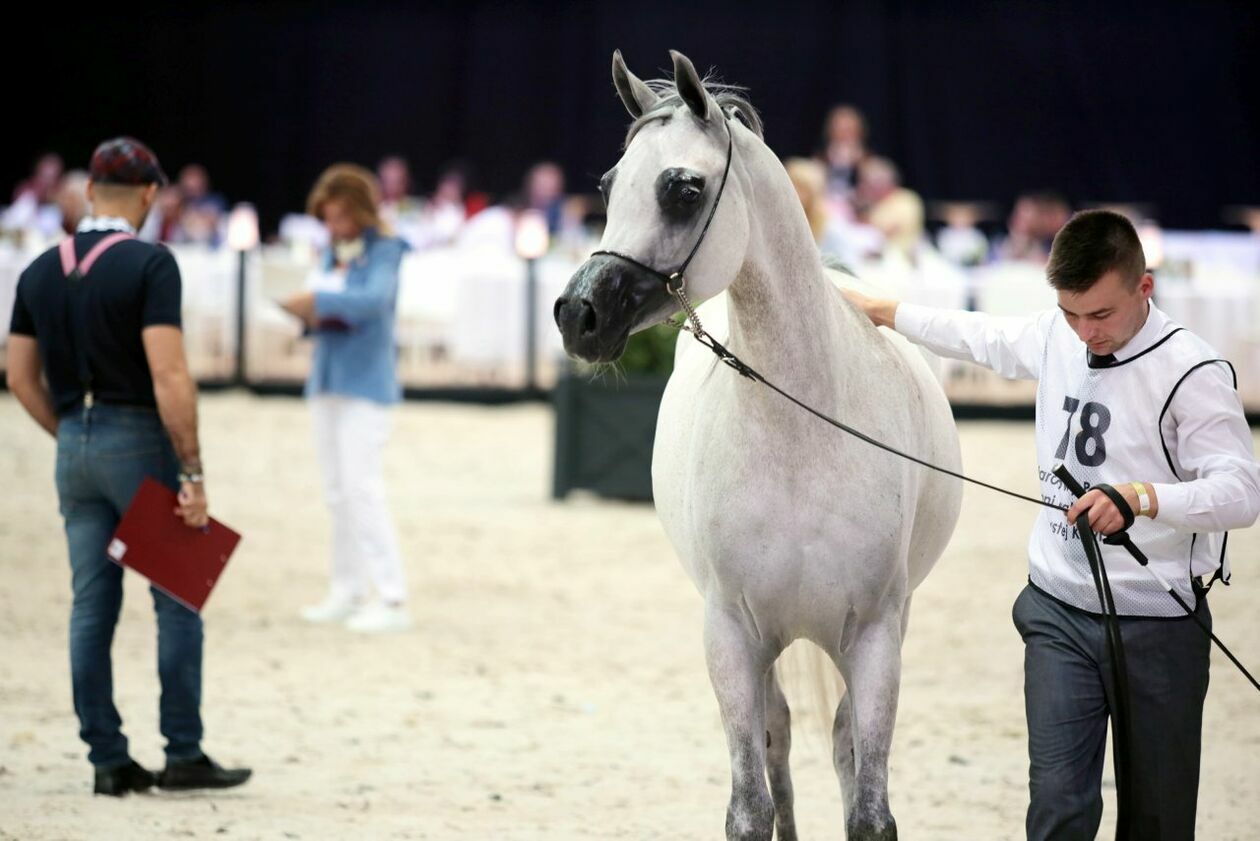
[774,639,846,753]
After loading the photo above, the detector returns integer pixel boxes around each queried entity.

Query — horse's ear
[612,49,659,118]
[670,50,710,122]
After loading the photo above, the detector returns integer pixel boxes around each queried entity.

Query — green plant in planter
[553,321,677,501]
[586,322,679,379]
[618,322,679,377]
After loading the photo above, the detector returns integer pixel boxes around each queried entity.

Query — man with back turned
[6,136,251,796]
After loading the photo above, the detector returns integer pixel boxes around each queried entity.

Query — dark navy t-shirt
[8,231,183,415]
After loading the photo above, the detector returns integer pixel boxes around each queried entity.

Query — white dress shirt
[894,300,1260,614]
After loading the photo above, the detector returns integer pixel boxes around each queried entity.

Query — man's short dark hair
[1046,209,1147,292]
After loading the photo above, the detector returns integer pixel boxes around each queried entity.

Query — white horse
[555,51,962,841]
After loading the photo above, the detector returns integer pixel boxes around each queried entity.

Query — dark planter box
[552,373,669,502]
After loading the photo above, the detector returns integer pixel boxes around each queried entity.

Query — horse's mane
[625,76,764,147]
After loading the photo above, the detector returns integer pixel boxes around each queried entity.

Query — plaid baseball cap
[89,136,169,186]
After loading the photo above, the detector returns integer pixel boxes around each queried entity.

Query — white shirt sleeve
[1151,361,1260,532]
[893,304,1055,380]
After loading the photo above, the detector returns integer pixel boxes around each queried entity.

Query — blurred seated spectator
[11,152,63,205]
[4,152,65,239]
[993,190,1070,263]
[396,161,471,251]
[378,155,425,250]
[455,204,515,252]
[377,156,423,225]
[857,156,925,259]
[278,212,331,262]
[816,104,869,221]
[784,157,860,264]
[176,164,227,247]
[932,201,993,267]
[456,160,589,253]
[523,161,568,235]
[55,170,90,236]
[448,160,492,219]
[138,185,184,244]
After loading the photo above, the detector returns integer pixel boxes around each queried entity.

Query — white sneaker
[300,593,361,624]
[345,602,411,633]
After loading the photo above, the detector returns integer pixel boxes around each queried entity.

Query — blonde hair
[784,157,828,241]
[306,163,384,231]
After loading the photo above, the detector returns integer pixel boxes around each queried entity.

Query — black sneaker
[94,759,158,796]
[157,754,252,791]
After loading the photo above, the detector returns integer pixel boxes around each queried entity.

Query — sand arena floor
[1,393,1257,839]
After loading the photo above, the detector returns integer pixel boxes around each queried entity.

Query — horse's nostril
[580,300,598,337]
[553,298,565,328]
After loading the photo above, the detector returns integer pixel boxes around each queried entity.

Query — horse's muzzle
[554,253,672,363]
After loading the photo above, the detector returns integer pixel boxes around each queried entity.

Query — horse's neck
[724,156,863,400]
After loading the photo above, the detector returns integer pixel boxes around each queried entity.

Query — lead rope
[665,286,1068,513]
[666,280,1260,699]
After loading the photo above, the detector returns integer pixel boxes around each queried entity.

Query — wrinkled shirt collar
[77,216,137,235]
[1112,302,1171,362]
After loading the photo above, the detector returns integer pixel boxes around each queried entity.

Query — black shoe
[157,754,252,791]
[94,759,158,796]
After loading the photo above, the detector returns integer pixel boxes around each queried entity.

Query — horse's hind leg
[705,603,775,841]
[764,668,797,841]
[835,611,904,841]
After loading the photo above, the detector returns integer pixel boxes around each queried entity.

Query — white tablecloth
[4,234,1260,406]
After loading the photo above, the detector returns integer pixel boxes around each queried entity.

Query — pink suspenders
[59,231,134,279]
[59,231,135,408]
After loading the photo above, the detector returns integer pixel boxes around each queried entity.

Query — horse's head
[555,50,762,363]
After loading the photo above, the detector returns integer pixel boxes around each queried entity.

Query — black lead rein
[670,250,1260,697]
[589,112,1259,699]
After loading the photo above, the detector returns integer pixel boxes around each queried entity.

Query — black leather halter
[590,115,735,297]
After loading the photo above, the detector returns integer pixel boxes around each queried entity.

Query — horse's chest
[652,378,906,586]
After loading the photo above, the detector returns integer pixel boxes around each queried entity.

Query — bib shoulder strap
[60,232,135,279]
[58,237,77,276]
[78,232,135,276]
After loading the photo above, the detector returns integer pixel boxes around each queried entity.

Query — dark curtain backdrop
[9,0,1259,233]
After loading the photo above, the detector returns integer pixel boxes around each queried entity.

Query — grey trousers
[1011,584,1211,841]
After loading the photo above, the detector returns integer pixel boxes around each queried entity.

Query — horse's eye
[656,168,706,219]
[598,170,616,206]
[674,183,702,204]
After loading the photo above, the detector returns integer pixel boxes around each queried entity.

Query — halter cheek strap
[591,115,736,298]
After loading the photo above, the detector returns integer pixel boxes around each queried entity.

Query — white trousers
[310,394,407,604]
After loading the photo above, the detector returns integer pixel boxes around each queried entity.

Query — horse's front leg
[837,610,904,841]
[704,601,775,841]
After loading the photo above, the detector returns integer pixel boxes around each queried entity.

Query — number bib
[1031,312,1229,616]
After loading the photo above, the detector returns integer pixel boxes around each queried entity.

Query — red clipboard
[106,477,242,613]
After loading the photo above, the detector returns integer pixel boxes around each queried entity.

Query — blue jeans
[55,404,204,769]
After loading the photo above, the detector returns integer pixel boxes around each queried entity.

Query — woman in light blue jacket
[281,164,410,633]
